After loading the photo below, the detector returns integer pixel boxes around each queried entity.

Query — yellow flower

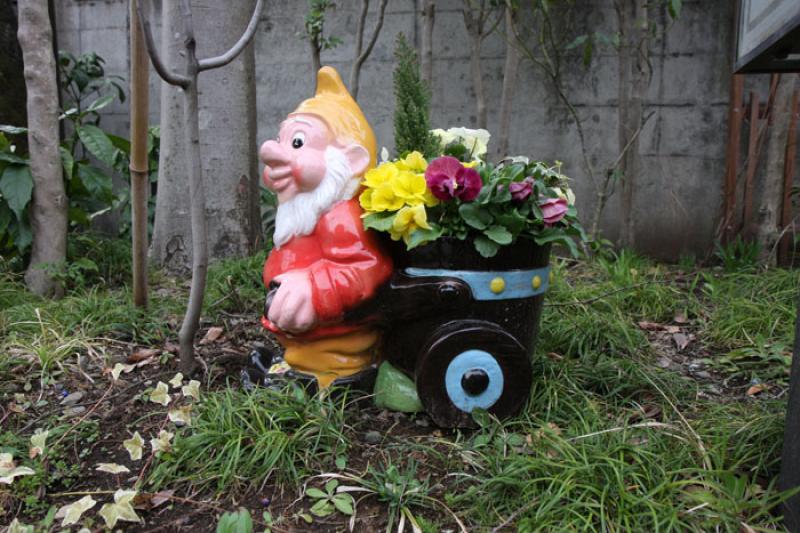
[396,151,427,172]
[390,205,431,244]
[463,161,479,169]
[369,183,405,212]
[359,188,375,211]
[392,170,428,205]
[363,162,398,189]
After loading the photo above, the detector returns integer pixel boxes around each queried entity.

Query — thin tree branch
[349,0,388,98]
[198,0,264,71]
[136,0,190,88]
[353,0,369,62]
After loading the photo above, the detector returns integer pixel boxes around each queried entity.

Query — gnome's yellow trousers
[280,329,380,388]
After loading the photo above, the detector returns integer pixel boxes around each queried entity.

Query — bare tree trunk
[496,5,519,159]
[756,74,796,265]
[616,0,649,249]
[130,0,150,308]
[18,0,66,298]
[150,0,260,273]
[139,0,263,374]
[349,0,388,100]
[151,1,190,273]
[419,0,435,87]
[463,0,500,130]
[469,35,487,129]
[178,76,207,376]
[310,38,321,90]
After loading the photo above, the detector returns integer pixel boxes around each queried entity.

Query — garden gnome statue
[257,66,392,389]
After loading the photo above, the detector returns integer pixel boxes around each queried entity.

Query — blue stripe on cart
[404,266,551,301]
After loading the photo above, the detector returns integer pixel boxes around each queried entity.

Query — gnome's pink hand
[267,271,318,334]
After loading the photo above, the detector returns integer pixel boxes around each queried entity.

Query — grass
[1,238,797,531]
[439,357,791,531]
[148,384,350,492]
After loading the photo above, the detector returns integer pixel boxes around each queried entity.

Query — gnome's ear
[342,144,370,176]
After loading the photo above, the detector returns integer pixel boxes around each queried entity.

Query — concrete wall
[53,0,760,259]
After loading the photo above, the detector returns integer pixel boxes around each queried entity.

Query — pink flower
[508,177,534,202]
[424,156,482,202]
[539,197,568,226]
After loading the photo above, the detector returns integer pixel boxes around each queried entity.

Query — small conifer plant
[392,33,439,159]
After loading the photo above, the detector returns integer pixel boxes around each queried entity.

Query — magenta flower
[509,177,534,202]
[540,197,568,226]
[424,156,482,202]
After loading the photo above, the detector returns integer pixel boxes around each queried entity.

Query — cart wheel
[415,320,532,428]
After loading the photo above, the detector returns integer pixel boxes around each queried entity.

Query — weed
[204,250,267,317]
[446,357,791,531]
[702,269,797,352]
[714,237,761,272]
[216,508,253,533]
[305,478,354,518]
[148,384,349,492]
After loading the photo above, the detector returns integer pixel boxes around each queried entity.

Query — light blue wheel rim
[444,349,504,413]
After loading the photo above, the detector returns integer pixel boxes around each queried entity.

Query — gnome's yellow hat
[291,66,377,169]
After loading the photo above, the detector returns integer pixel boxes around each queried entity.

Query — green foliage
[441,160,584,258]
[302,0,342,51]
[216,508,253,533]
[444,356,790,531]
[0,51,143,260]
[714,236,761,272]
[148,385,350,492]
[260,186,277,246]
[305,479,354,517]
[204,248,268,317]
[392,34,439,159]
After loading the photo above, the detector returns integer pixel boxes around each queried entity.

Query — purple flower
[540,197,568,226]
[509,177,534,202]
[424,156,482,202]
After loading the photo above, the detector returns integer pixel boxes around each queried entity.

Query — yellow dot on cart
[531,275,542,289]
[490,277,505,294]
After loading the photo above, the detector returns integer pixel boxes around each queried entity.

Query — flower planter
[377,236,551,427]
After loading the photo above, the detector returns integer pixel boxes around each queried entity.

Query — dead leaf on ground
[133,490,175,511]
[672,333,690,351]
[127,348,160,364]
[674,311,688,324]
[746,384,768,396]
[665,325,681,334]
[637,321,664,331]
[163,342,179,354]
[199,327,224,345]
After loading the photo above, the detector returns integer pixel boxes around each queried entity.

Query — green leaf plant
[1,51,158,266]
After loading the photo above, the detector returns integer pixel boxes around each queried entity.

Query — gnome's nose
[259,140,290,168]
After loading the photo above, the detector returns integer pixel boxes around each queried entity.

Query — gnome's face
[260,114,334,203]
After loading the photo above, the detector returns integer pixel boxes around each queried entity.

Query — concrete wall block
[649,53,731,105]
[645,104,728,159]
[662,0,734,56]
[76,0,128,31]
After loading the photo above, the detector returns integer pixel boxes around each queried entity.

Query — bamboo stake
[130,0,150,308]
[742,91,759,234]
[778,88,799,266]
[721,74,744,243]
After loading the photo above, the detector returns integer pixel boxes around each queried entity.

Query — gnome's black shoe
[241,345,318,393]
[242,344,377,397]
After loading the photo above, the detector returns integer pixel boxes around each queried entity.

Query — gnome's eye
[291,132,305,149]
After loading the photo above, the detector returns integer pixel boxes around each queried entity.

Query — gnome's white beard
[272,147,361,249]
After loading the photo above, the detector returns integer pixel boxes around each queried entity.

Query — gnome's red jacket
[261,198,393,340]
